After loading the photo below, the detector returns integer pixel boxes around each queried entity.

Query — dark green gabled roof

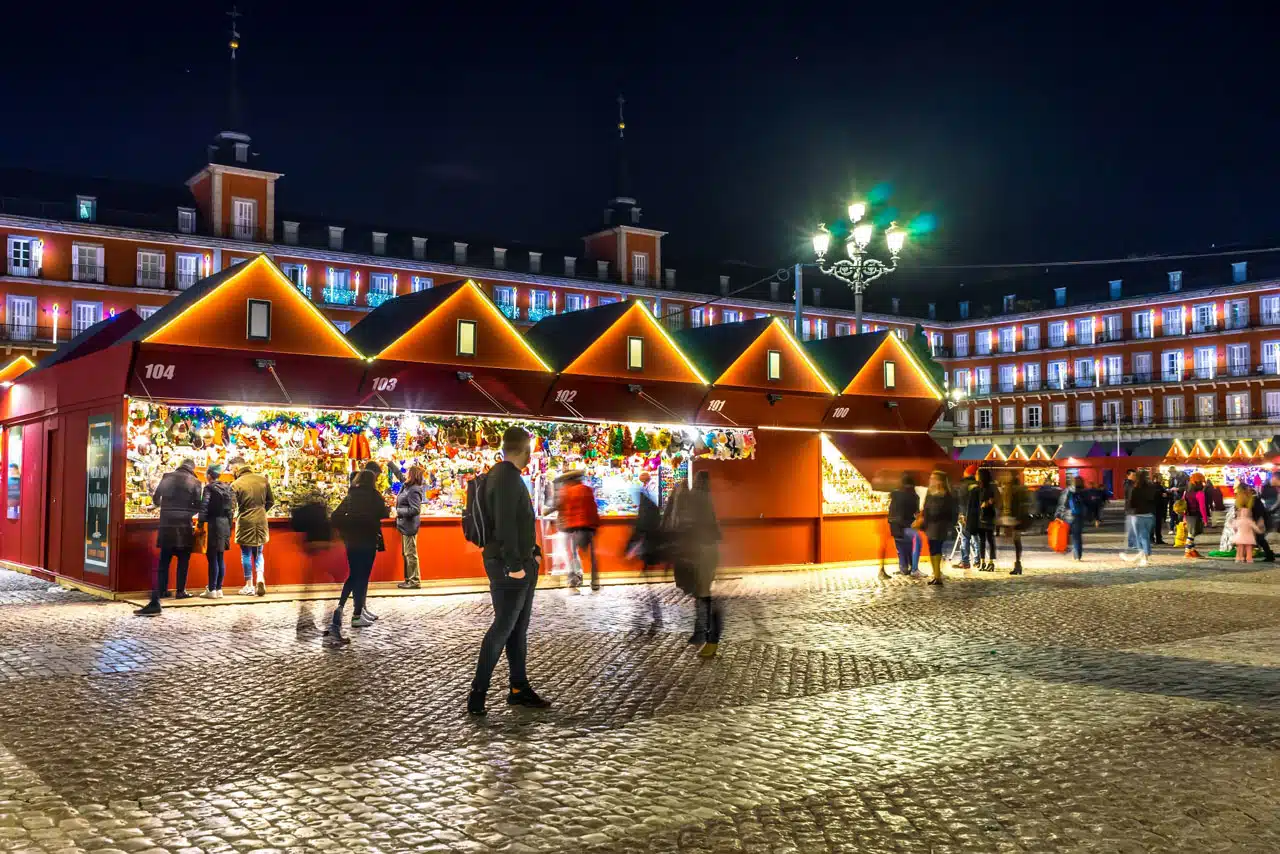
[120,260,252,344]
[957,444,994,461]
[524,299,633,372]
[345,279,467,356]
[31,309,144,374]
[672,317,773,382]
[803,331,891,386]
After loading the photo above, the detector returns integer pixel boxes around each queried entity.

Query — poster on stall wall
[84,415,112,572]
[6,427,21,520]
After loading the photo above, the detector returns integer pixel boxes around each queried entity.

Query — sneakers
[467,690,488,717]
[1138,556,1150,567]
[215,589,224,599]
[350,614,374,628]
[238,583,255,596]
[957,562,971,570]
[199,589,218,599]
[1184,549,1203,559]
[1119,551,1136,563]
[908,569,924,578]
[361,609,379,622]
[135,601,162,617]
[506,687,552,708]
[255,580,267,597]
[697,642,719,659]
[396,580,420,589]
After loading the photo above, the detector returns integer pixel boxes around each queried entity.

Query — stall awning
[1129,438,1177,459]
[825,431,953,483]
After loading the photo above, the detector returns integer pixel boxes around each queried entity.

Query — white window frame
[975,367,992,395]
[1224,298,1249,330]
[457,319,477,356]
[1132,309,1154,339]
[767,349,782,381]
[1077,400,1095,429]
[70,300,103,335]
[1225,391,1250,424]
[1164,395,1184,426]
[177,207,196,234]
[332,320,351,334]
[627,336,644,371]
[976,329,992,355]
[1047,360,1068,389]
[954,369,972,393]
[1193,346,1216,380]
[1102,354,1123,385]
[1263,341,1280,375]
[631,252,649,285]
[232,197,258,240]
[838,323,853,338]
[1266,391,1280,423]
[1192,303,1216,333]
[998,363,1016,393]
[1227,343,1250,377]
[1101,399,1123,426]
[1024,404,1042,430]
[136,249,166,288]
[283,221,300,245]
[1262,296,1280,326]
[1133,398,1153,426]
[955,408,970,430]
[1102,314,1122,342]
[136,305,160,319]
[72,242,104,283]
[884,360,896,389]
[1048,321,1067,348]
[1074,317,1095,346]
[1022,324,1040,351]
[1000,405,1015,431]
[1162,350,1184,382]
[1073,357,1094,387]
[976,408,993,433]
[77,195,97,222]
[998,326,1016,354]
[5,295,36,341]
[1162,306,1185,336]
[1051,402,1068,430]
[1133,352,1153,382]
[565,293,585,313]
[369,272,395,294]
[6,236,35,277]
[412,275,433,292]
[1023,362,1041,391]
[1195,393,1216,424]
[246,298,272,341]
[953,332,969,357]
[175,253,202,290]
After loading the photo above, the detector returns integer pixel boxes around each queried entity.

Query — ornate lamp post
[812,202,906,334]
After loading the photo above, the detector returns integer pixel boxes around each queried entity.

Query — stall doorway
[1102,468,1114,497]
[42,426,61,576]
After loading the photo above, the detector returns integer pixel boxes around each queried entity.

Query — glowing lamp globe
[852,222,874,249]
[812,232,831,255]
[886,224,907,255]
[848,202,867,223]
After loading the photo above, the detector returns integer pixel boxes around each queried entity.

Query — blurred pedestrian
[1183,473,1208,558]
[922,470,957,586]
[289,488,334,638]
[1058,476,1088,561]
[888,472,921,577]
[955,466,979,569]
[557,470,602,592]
[1258,472,1280,563]
[395,465,426,589]
[997,470,1032,575]
[679,470,723,659]
[137,458,203,616]
[469,427,549,716]
[971,468,998,571]
[326,469,389,643]
[230,457,273,596]
[1233,486,1264,563]
[626,472,665,630]
[1151,472,1168,546]
[198,464,234,599]
[1119,469,1158,567]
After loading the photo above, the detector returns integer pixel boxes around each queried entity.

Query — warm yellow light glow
[812,232,831,255]
[143,255,366,359]
[766,317,837,394]
[0,355,36,382]
[848,202,866,223]
[886,223,906,254]
[852,222,873,248]
[882,332,945,400]
[635,300,708,385]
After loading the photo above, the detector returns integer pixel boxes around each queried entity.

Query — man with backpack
[467,426,550,717]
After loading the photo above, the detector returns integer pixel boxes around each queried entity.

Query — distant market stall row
[0,255,951,597]
[957,437,1280,495]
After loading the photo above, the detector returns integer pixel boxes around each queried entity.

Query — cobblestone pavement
[0,542,1277,853]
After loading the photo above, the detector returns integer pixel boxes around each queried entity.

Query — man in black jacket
[1257,473,1280,562]
[137,458,203,616]
[469,427,549,716]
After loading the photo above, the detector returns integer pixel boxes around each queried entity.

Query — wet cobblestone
[0,546,1274,852]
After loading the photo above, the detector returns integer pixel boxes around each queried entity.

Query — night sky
[2,4,1276,271]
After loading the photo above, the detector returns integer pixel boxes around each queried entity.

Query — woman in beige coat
[230,459,273,596]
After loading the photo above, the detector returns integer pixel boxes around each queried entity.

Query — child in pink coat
[1233,489,1264,563]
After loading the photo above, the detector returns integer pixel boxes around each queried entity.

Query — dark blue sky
[1,3,1276,270]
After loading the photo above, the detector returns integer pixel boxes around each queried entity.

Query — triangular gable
[1233,440,1254,459]
[1257,438,1273,457]
[711,318,834,394]
[133,254,363,359]
[985,445,1008,461]
[361,280,549,372]
[843,333,944,399]
[1189,440,1212,460]
[1030,445,1054,462]
[1210,440,1232,459]
[524,300,633,372]
[1008,445,1029,461]
[0,356,36,385]
[1170,439,1193,460]
[559,301,706,384]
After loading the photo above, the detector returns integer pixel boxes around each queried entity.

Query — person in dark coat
[968,469,998,570]
[676,470,723,659]
[1151,472,1168,546]
[922,471,958,586]
[326,469,389,643]
[625,473,665,629]
[137,458,203,616]
[955,467,979,568]
[198,465,234,599]
[395,465,426,589]
[887,473,921,576]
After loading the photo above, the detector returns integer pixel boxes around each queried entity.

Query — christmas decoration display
[125,401,712,520]
[820,435,890,515]
[695,428,757,461]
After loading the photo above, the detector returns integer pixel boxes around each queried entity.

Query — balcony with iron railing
[71,264,106,284]
[527,305,555,322]
[496,302,520,321]
[136,267,167,289]
[957,411,1280,438]
[1,323,60,346]
[322,286,358,306]
[961,362,1280,399]
[365,290,395,308]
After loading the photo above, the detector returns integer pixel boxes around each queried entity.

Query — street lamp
[813,202,906,334]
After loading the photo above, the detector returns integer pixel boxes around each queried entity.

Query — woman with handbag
[325,469,390,643]
[922,470,958,585]
[887,472,921,577]
[198,465,234,599]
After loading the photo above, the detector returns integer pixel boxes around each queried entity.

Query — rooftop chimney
[719,275,730,296]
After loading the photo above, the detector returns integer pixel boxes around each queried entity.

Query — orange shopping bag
[1047,518,1069,553]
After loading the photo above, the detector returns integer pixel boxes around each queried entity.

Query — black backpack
[462,472,490,547]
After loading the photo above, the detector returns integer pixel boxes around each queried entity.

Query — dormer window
[494,247,507,269]
[412,236,427,260]
[454,242,468,264]
[328,226,344,251]
[564,256,577,277]
[234,142,249,163]
[457,320,477,356]
[767,350,781,381]
[627,336,644,370]
[529,251,542,274]
[283,221,299,245]
[372,232,387,256]
[177,207,196,234]
[665,269,676,289]
[597,259,610,280]
[77,196,96,222]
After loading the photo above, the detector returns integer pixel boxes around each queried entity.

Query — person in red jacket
[557,470,601,591]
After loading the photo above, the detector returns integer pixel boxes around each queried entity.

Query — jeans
[1125,514,1137,550]
[1069,518,1084,559]
[910,530,923,572]
[207,549,226,591]
[155,547,191,600]
[695,596,724,643]
[337,545,376,618]
[1131,514,1155,557]
[401,533,420,583]
[895,533,915,573]
[240,545,264,585]
[566,529,598,588]
[959,531,973,564]
[472,559,538,693]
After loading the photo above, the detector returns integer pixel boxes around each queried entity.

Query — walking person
[1119,469,1158,567]
[1233,486,1264,563]
[326,469,389,643]
[997,470,1032,575]
[972,468,998,571]
[1151,472,1168,546]
[625,473,665,629]
[557,470,601,592]
[888,473,921,576]
[1058,476,1088,561]
[230,457,273,596]
[1182,473,1209,559]
[395,465,426,589]
[1257,472,1280,563]
[137,458,203,616]
[677,470,724,659]
[198,464,234,599]
[469,427,550,716]
[922,470,958,586]
[955,466,979,568]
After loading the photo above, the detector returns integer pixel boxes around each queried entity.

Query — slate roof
[672,317,773,382]
[802,331,891,386]
[956,444,993,461]
[344,279,468,357]
[31,310,144,374]
[523,300,634,372]
[1054,441,1098,459]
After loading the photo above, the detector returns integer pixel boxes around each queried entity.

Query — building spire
[226,5,243,132]
[605,92,638,225]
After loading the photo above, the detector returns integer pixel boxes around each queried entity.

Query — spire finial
[617,93,626,139]
[227,5,242,57]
